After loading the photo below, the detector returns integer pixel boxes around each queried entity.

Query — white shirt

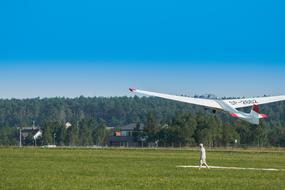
[200,147,206,160]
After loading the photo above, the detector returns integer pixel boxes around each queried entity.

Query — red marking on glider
[230,113,239,118]
[252,104,260,113]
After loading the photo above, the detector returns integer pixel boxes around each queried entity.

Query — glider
[129,88,285,125]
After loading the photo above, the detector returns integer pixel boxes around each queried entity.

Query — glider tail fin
[251,104,268,119]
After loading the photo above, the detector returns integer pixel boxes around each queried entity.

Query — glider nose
[129,88,136,92]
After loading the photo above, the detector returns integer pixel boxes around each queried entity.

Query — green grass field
[1,147,285,190]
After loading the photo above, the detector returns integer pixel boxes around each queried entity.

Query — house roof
[119,123,144,131]
[21,127,40,132]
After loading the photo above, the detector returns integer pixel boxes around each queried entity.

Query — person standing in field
[199,143,209,169]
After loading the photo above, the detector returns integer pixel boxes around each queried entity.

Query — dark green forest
[0,96,285,147]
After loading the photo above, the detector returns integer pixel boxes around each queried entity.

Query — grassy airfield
[1,147,285,190]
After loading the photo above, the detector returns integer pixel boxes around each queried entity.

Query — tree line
[0,96,284,147]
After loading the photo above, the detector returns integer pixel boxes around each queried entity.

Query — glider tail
[251,104,268,119]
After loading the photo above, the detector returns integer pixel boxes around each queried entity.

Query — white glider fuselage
[208,99,266,125]
[129,88,285,125]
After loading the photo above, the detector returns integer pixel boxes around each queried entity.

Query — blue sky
[0,1,284,98]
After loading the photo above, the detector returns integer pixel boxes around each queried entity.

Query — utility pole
[53,133,56,145]
[19,128,22,147]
